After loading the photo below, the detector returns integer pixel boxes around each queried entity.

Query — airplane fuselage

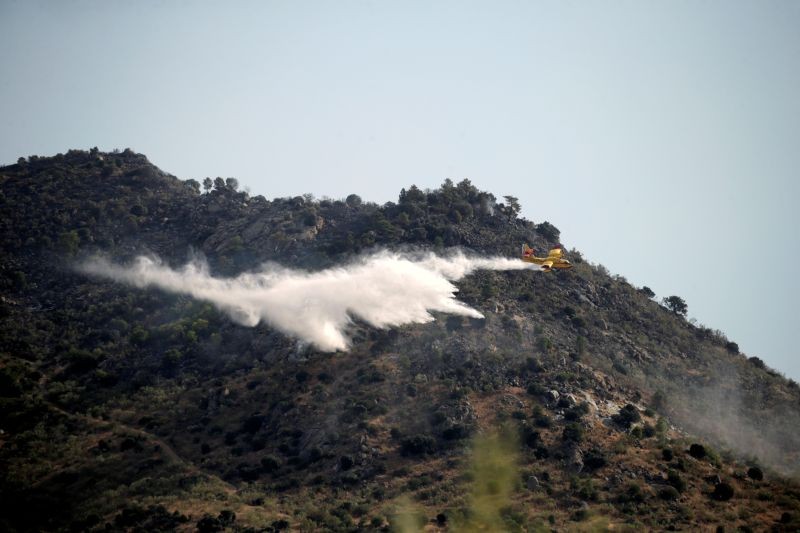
[520,244,572,271]
[521,256,573,270]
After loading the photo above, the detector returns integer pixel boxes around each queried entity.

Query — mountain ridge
[1,149,798,532]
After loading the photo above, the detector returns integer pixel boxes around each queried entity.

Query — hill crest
[1,149,798,532]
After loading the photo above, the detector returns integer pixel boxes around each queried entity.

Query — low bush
[619,483,646,504]
[613,404,641,429]
[562,423,584,443]
[339,455,354,471]
[582,448,608,471]
[747,466,763,481]
[534,413,552,428]
[712,482,735,501]
[400,434,437,456]
[688,443,706,459]
[659,486,680,501]
[667,470,687,493]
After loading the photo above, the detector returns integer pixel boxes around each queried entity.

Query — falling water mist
[78,250,540,351]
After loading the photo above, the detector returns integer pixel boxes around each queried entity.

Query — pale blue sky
[2,1,799,379]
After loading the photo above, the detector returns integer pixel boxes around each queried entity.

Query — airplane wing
[547,247,563,259]
[540,260,554,271]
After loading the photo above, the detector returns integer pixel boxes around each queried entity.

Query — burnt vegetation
[0,149,799,531]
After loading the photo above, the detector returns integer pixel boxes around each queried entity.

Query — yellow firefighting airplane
[521,244,573,271]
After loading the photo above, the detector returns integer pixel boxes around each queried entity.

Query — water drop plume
[79,249,540,351]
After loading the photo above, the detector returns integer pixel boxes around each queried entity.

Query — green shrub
[522,428,541,449]
[688,443,706,459]
[534,413,552,428]
[536,221,560,242]
[537,337,552,352]
[524,357,543,373]
[260,455,281,473]
[659,486,680,500]
[576,336,587,356]
[442,424,470,441]
[712,482,735,501]
[572,477,598,501]
[613,404,641,429]
[527,382,546,397]
[271,519,290,530]
[58,230,80,255]
[583,448,608,471]
[667,470,687,492]
[400,435,437,456]
[571,316,586,328]
[562,423,584,443]
[612,360,629,375]
[619,483,646,504]
[747,466,763,481]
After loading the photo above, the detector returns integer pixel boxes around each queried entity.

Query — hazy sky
[2,1,799,379]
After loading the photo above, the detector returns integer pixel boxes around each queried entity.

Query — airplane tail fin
[521,244,534,257]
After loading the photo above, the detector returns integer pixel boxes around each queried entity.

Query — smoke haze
[79,250,540,351]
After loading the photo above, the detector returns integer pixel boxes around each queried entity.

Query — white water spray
[79,250,540,351]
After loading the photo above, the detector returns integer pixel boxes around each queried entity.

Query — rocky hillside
[1,150,799,532]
